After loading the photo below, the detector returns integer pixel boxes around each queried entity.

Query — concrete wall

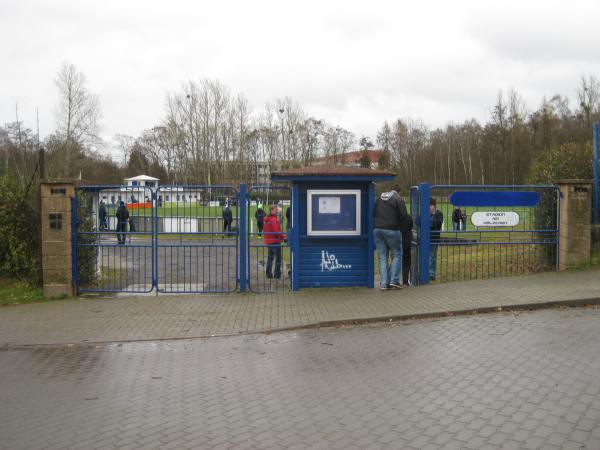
[557,180,592,270]
[41,181,75,297]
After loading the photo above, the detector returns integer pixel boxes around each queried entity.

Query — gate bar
[291,183,300,291]
[418,182,431,285]
[239,184,247,292]
[71,196,78,294]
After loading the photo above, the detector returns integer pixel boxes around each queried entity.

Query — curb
[2,296,600,349]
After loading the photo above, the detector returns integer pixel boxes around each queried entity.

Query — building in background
[312,150,383,169]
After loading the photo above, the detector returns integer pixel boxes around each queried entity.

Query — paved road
[2,307,600,449]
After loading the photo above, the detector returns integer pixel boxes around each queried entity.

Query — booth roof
[271,166,395,179]
[124,175,160,182]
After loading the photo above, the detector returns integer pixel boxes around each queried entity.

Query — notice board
[307,189,361,236]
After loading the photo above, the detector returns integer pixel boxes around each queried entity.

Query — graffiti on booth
[320,250,352,272]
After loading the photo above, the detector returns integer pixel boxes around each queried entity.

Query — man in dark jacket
[222,203,233,236]
[285,206,291,231]
[430,198,444,281]
[99,201,108,231]
[461,208,468,231]
[255,204,265,237]
[373,184,410,290]
[452,207,462,231]
[115,201,129,245]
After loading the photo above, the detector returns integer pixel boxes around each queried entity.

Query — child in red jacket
[263,205,286,279]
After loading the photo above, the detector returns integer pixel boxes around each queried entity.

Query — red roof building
[312,150,383,169]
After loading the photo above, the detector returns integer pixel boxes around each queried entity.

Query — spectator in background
[222,203,233,236]
[373,184,411,290]
[452,207,462,231]
[430,198,444,281]
[255,203,265,237]
[263,205,286,279]
[115,201,129,245]
[461,208,468,231]
[285,206,291,231]
[99,201,108,231]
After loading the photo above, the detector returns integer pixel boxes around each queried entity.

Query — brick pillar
[41,181,76,297]
[556,179,592,270]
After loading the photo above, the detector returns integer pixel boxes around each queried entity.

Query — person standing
[461,208,468,231]
[115,201,129,245]
[222,203,233,236]
[452,207,462,231]
[429,198,444,281]
[373,184,410,290]
[285,206,291,231]
[255,203,265,237]
[99,201,108,231]
[400,212,413,287]
[263,205,286,279]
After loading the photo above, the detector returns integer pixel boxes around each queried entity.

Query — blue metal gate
[74,184,295,294]
[155,185,239,293]
[74,185,240,294]
[74,185,155,293]
[410,184,560,285]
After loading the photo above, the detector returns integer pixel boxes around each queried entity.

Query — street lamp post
[279,108,285,169]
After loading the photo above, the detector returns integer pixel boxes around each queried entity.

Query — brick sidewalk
[1,269,600,346]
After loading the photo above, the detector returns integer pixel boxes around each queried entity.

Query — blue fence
[410,183,560,285]
[74,182,560,292]
[73,184,292,294]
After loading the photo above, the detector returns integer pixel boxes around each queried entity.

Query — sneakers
[380,283,403,291]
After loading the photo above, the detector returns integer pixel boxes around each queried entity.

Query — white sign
[471,211,520,227]
[318,196,340,214]
[320,250,352,271]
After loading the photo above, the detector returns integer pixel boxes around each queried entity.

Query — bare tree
[54,62,101,175]
[577,74,600,128]
[113,134,135,166]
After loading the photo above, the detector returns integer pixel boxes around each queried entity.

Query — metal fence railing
[410,184,559,285]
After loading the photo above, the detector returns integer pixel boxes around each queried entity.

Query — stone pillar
[41,180,76,297]
[556,179,592,270]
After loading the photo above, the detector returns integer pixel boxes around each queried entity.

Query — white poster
[471,211,520,227]
[318,196,340,214]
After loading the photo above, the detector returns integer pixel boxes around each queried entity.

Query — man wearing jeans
[373,185,411,290]
[263,205,286,279]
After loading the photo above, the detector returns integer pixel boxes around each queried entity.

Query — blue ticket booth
[271,167,395,290]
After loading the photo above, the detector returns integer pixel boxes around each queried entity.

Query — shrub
[527,141,593,184]
[0,177,40,282]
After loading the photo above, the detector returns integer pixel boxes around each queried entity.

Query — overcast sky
[2,0,600,155]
